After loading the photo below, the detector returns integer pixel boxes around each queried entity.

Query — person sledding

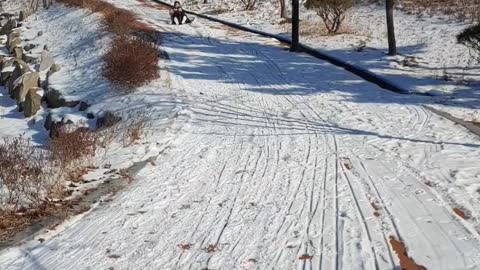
[170,1,194,25]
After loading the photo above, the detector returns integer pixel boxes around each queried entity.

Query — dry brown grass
[103,37,160,90]
[394,0,479,21]
[49,126,97,171]
[283,19,354,37]
[58,0,146,35]
[57,0,160,90]
[122,113,148,146]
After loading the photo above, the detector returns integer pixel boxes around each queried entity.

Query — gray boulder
[8,37,21,53]
[96,111,122,129]
[12,71,39,108]
[13,47,23,60]
[44,88,79,108]
[0,19,16,35]
[7,60,30,94]
[19,10,29,22]
[39,49,55,71]
[23,87,42,117]
[7,30,20,48]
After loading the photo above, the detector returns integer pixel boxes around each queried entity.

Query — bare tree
[240,0,258,10]
[29,0,52,11]
[386,0,397,55]
[305,0,353,34]
[278,0,287,18]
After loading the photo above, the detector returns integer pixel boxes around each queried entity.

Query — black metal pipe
[290,0,299,52]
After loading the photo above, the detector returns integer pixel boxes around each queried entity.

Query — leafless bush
[122,113,148,147]
[458,24,480,63]
[57,0,160,90]
[0,135,62,213]
[49,126,97,170]
[103,37,160,91]
[305,0,353,33]
[239,0,258,10]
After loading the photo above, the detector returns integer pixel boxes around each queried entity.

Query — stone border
[0,9,62,119]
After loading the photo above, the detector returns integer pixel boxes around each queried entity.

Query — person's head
[174,1,181,8]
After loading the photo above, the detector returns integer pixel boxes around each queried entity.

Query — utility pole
[290,0,299,52]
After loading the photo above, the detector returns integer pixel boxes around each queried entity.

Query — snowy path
[2,1,480,269]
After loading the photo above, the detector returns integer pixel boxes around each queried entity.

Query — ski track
[1,1,480,269]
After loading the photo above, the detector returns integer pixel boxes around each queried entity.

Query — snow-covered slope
[1,1,480,269]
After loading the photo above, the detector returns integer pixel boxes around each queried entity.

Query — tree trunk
[279,0,286,18]
[386,0,397,55]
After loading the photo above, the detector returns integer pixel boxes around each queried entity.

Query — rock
[50,63,61,73]
[24,87,42,117]
[23,43,36,52]
[1,70,11,85]
[0,57,15,71]
[46,64,61,81]
[79,101,90,111]
[37,31,43,37]
[44,112,54,130]
[12,71,40,109]
[7,60,30,93]
[19,10,28,22]
[96,111,122,129]
[13,47,23,60]
[0,19,16,35]
[44,88,79,108]
[22,53,39,64]
[7,30,19,47]
[39,49,55,71]
[8,37,21,53]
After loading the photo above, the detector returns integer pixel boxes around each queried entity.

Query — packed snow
[183,0,480,122]
[1,0,480,269]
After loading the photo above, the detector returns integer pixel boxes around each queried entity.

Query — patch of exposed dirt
[389,236,427,270]
[469,121,480,128]
[204,244,216,253]
[453,208,469,220]
[299,254,313,260]
[178,243,192,250]
[370,201,380,217]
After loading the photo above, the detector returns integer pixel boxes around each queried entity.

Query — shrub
[458,23,480,62]
[305,0,353,34]
[122,113,148,147]
[49,126,98,168]
[0,135,62,212]
[57,0,160,90]
[239,0,258,10]
[102,37,159,91]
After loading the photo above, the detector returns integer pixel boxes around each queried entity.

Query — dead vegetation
[103,37,159,91]
[364,0,480,21]
[398,0,480,21]
[57,0,160,90]
[283,19,353,37]
[0,135,62,213]
[0,111,147,239]
[305,0,354,34]
[458,23,480,63]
